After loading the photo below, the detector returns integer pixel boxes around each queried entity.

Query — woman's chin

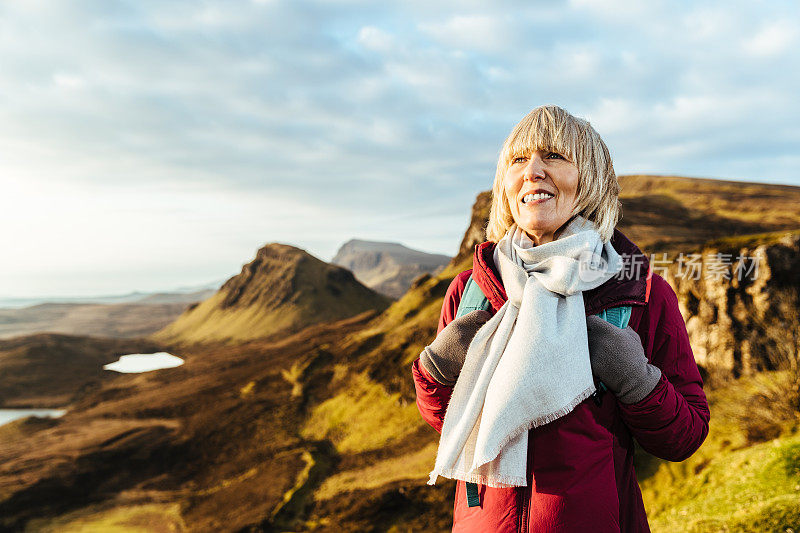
[516,222,556,237]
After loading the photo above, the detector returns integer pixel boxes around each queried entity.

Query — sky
[1,0,798,298]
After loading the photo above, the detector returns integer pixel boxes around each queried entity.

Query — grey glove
[586,314,662,404]
[419,310,492,386]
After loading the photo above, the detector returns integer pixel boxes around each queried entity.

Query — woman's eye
[546,152,564,160]
[512,156,527,164]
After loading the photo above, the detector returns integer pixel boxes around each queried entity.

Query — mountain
[152,243,391,345]
[331,239,451,299]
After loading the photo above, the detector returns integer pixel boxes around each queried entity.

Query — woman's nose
[524,156,546,181]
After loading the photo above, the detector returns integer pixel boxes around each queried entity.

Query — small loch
[103,352,184,373]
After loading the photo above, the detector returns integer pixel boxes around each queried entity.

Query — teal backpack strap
[591,305,632,406]
[456,275,492,319]
[595,305,632,329]
[456,275,491,508]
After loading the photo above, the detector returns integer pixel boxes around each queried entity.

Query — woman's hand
[419,310,492,386]
[586,315,662,404]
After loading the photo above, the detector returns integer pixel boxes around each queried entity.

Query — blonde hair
[486,105,620,243]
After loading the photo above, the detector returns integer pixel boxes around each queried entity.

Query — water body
[0,409,66,427]
[103,352,184,373]
[0,354,182,427]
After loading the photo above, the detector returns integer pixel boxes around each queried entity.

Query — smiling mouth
[522,192,555,204]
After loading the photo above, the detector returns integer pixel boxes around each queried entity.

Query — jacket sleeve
[617,274,710,462]
[411,269,472,433]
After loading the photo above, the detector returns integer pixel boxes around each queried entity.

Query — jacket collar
[471,228,649,315]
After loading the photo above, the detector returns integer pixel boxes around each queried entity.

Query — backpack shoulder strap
[460,275,492,507]
[594,305,632,329]
[590,303,633,410]
[455,275,492,319]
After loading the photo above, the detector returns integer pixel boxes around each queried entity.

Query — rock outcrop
[448,191,492,270]
[662,232,800,381]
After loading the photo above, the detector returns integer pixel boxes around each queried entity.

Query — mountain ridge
[331,239,450,299]
[152,242,391,345]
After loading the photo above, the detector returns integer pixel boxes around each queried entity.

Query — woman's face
[503,148,580,245]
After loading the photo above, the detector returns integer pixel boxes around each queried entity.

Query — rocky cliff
[448,190,492,269]
[662,231,800,381]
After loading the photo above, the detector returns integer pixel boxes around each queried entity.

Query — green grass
[645,434,800,532]
[313,442,439,502]
[301,372,425,454]
[25,503,186,533]
[640,370,800,532]
[705,229,800,251]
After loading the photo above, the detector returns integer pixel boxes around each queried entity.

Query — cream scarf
[428,216,623,487]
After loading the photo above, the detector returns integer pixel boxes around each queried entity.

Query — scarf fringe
[428,469,527,488]
[475,384,597,469]
[429,385,597,488]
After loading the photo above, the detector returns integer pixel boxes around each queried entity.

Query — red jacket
[412,230,710,532]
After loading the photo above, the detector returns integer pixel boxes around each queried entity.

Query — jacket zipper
[518,485,530,533]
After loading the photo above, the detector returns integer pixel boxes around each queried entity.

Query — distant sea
[0,409,66,427]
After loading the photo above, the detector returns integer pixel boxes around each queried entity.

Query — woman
[412,105,709,532]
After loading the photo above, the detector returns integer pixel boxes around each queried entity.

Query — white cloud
[357,26,398,53]
[567,0,664,20]
[681,6,736,41]
[52,72,87,90]
[742,21,797,57]
[586,97,642,135]
[562,46,601,80]
[419,14,510,53]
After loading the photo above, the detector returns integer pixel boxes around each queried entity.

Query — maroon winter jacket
[412,230,710,532]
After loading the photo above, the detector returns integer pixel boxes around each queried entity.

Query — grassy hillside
[617,174,800,253]
[0,258,462,531]
[638,370,800,532]
[0,312,384,531]
[0,334,164,408]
